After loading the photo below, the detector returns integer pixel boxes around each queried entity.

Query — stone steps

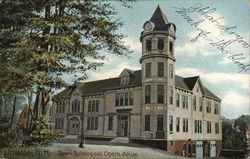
[64,135,78,139]
[110,137,129,144]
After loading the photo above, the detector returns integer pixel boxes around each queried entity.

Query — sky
[82,0,250,119]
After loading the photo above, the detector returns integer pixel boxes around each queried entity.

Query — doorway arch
[69,117,80,135]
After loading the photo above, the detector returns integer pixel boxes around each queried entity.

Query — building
[50,6,222,158]
[18,104,33,131]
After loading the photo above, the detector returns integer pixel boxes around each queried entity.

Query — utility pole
[79,96,85,148]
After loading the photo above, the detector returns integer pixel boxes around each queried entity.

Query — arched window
[169,41,173,54]
[146,39,152,51]
[158,38,164,50]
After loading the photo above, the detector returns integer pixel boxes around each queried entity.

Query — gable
[193,79,205,96]
[119,68,134,77]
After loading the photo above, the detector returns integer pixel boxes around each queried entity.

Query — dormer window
[146,39,152,51]
[121,76,129,85]
[158,38,164,50]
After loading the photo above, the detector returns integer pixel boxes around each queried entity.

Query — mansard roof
[150,5,169,30]
[56,70,220,101]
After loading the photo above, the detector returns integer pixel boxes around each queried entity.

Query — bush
[0,117,20,148]
[23,116,57,146]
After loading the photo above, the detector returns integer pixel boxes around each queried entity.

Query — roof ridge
[84,77,120,83]
[183,76,200,79]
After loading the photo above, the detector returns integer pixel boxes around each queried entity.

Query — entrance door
[196,141,203,158]
[69,117,80,135]
[210,141,216,157]
[118,116,128,137]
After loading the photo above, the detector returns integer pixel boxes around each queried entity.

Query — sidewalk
[50,143,188,159]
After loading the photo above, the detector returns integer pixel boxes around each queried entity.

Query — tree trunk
[9,96,17,129]
[0,96,2,118]
[33,91,40,120]
[4,98,9,117]
[41,91,50,115]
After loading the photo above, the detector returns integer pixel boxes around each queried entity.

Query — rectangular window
[91,117,94,130]
[199,97,203,112]
[91,100,95,112]
[145,115,150,131]
[61,118,64,129]
[157,85,164,103]
[195,120,202,133]
[207,121,211,133]
[215,122,219,134]
[129,92,133,105]
[214,104,219,114]
[169,64,173,79]
[115,92,133,106]
[96,100,99,112]
[206,101,211,113]
[94,117,98,130]
[119,93,124,106]
[145,85,151,104]
[108,116,113,130]
[182,95,188,109]
[115,93,119,106]
[125,92,129,106]
[62,104,65,113]
[88,117,98,130]
[87,117,90,130]
[55,118,58,129]
[176,93,180,107]
[176,117,180,132]
[145,63,151,77]
[77,101,80,112]
[183,118,188,132]
[169,86,173,104]
[157,115,164,131]
[71,101,75,112]
[158,62,164,77]
[169,116,173,132]
[193,95,196,111]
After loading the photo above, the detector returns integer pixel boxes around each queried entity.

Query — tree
[234,115,250,132]
[222,115,249,151]
[0,0,134,135]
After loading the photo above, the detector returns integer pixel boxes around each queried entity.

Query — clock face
[144,21,154,31]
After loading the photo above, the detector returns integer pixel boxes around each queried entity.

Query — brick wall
[168,140,222,157]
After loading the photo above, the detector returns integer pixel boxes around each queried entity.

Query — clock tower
[140,5,177,138]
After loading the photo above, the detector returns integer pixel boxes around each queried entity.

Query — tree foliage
[1,0,133,94]
[22,115,57,146]
[0,0,134,144]
[222,115,249,151]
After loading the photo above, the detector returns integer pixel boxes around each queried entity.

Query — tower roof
[150,5,169,26]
